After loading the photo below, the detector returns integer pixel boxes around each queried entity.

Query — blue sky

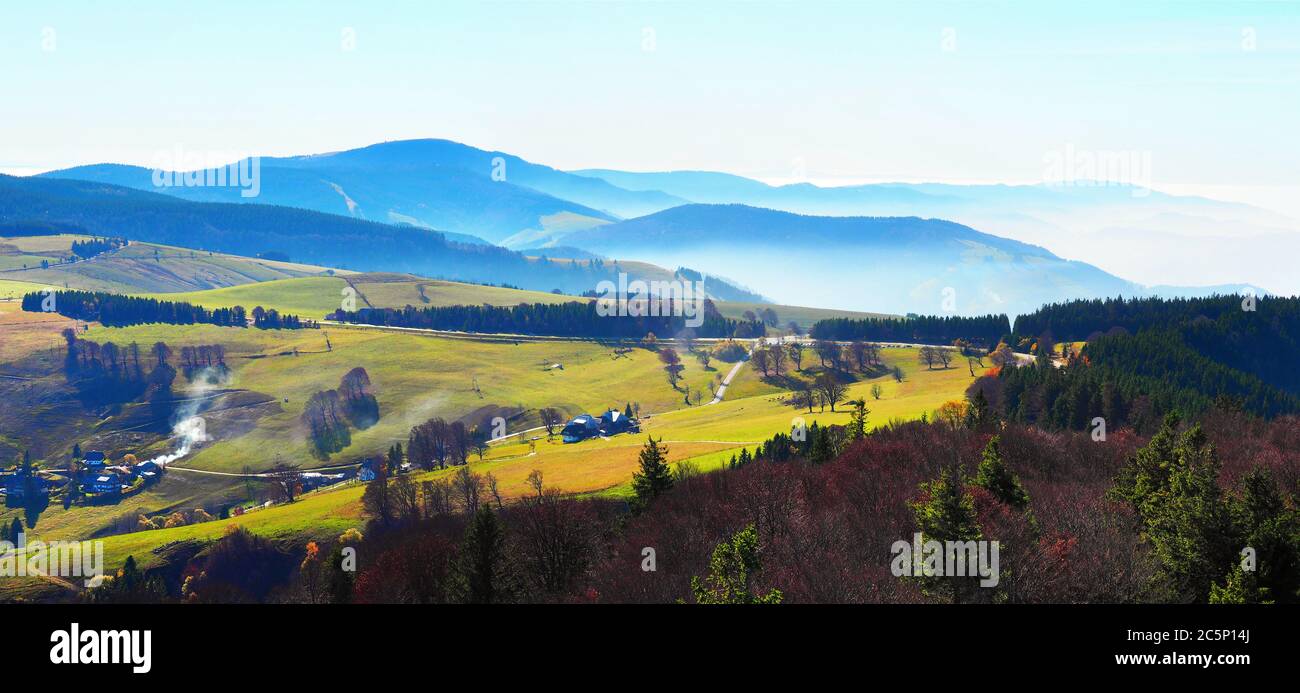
[2,0,1297,213]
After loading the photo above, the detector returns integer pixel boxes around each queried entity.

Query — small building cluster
[2,450,169,507]
[74,451,164,502]
[561,409,639,443]
[2,467,59,504]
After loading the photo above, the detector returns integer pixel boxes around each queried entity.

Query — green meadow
[0,335,974,577]
[73,320,778,475]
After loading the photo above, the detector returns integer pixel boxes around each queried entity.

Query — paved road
[709,355,749,405]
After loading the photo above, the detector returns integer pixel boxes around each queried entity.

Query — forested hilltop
[810,313,1010,347]
[978,294,1300,432]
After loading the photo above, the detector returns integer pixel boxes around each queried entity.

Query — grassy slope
[138,276,352,318]
[136,275,579,320]
[12,319,767,477]
[0,279,57,300]
[6,234,892,328]
[30,346,975,571]
[2,238,340,293]
[131,272,894,329]
[0,234,84,271]
[0,300,74,361]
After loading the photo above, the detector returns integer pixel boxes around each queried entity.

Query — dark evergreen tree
[631,437,674,508]
[974,435,1030,511]
[449,508,514,604]
[910,465,983,603]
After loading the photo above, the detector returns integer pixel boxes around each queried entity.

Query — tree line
[330,300,764,339]
[61,330,180,424]
[1011,294,1290,344]
[809,313,1010,347]
[22,289,316,330]
[70,236,127,259]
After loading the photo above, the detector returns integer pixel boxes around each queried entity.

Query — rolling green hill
[136,273,893,327]
[2,343,973,575]
[2,236,340,293]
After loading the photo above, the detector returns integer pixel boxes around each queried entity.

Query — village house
[561,414,603,443]
[600,409,638,435]
[3,470,53,503]
[562,409,640,443]
[84,472,122,496]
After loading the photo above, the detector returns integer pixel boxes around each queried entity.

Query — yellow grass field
[60,320,778,475]
[50,343,973,572]
[1,289,971,579]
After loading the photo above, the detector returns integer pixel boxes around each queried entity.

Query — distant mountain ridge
[0,174,756,301]
[33,137,1285,312]
[571,168,1296,295]
[41,139,687,243]
[555,204,1264,317]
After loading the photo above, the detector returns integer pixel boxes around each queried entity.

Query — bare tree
[449,421,471,465]
[267,461,303,503]
[848,341,869,372]
[768,344,786,375]
[515,470,600,596]
[361,458,391,525]
[539,407,564,438]
[471,425,491,460]
[526,469,545,497]
[936,347,954,369]
[392,473,421,523]
[918,346,939,370]
[787,341,805,370]
[421,478,454,517]
[659,347,684,389]
[486,471,503,510]
[864,342,882,368]
[797,378,817,413]
[815,372,847,412]
[452,465,483,516]
[814,340,840,369]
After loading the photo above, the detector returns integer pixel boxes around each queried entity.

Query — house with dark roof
[562,410,640,443]
[600,409,637,435]
[3,468,54,504]
[561,414,602,443]
[85,473,122,496]
[82,451,107,466]
[133,461,162,485]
